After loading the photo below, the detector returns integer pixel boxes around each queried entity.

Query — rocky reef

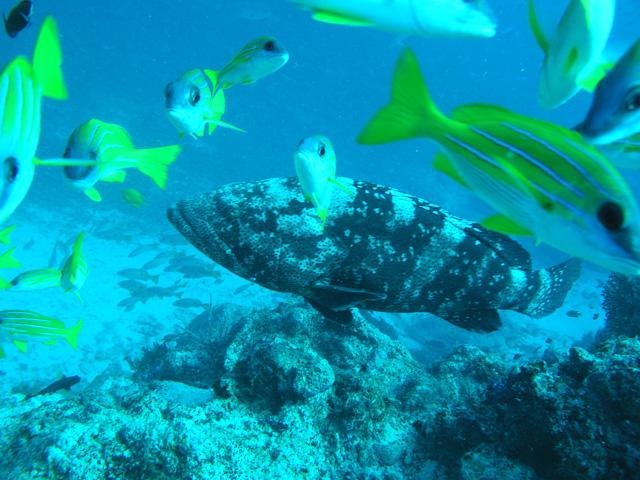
[0,298,639,479]
[599,273,640,341]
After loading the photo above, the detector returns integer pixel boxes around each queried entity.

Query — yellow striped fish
[358,49,640,276]
[61,232,88,299]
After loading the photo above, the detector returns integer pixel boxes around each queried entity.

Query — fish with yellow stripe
[164,69,245,139]
[0,16,88,225]
[358,48,640,276]
[0,309,83,358]
[528,0,615,108]
[53,119,181,202]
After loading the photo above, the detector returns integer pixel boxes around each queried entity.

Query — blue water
[1,1,640,477]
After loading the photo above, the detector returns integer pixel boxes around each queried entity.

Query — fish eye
[263,40,276,52]
[597,201,625,231]
[318,143,326,157]
[624,87,640,112]
[3,157,18,184]
[189,86,200,106]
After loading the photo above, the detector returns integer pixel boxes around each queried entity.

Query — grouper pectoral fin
[308,283,387,310]
[438,309,502,333]
[305,298,354,323]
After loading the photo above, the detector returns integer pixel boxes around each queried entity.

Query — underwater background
[1,0,640,478]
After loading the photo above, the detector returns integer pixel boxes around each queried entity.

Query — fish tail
[64,318,83,350]
[32,16,67,100]
[358,48,447,145]
[0,225,15,245]
[0,247,20,269]
[518,259,581,318]
[126,145,182,189]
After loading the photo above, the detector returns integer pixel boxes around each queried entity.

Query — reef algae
[0,300,639,479]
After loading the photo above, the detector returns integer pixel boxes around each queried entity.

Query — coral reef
[1,301,639,479]
[599,273,640,341]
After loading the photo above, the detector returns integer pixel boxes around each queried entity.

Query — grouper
[167,177,580,332]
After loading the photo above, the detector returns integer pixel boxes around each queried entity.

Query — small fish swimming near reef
[117,268,159,284]
[56,119,181,202]
[528,0,614,108]
[3,0,33,38]
[122,188,144,208]
[118,279,147,293]
[165,69,245,139]
[290,0,497,38]
[0,310,82,357]
[128,243,159,258]
[168,177,580,330]
[358,49,640,276]
[117,296,141,312]
[294,135,353,227]
[131,282,185,304]
[60,232,87,299]
[0,16,77,225]
[578,39,640,145]
[23,374,80,401]
[566,309,582,318]
[6,268,62,291]
[213,37,289,95]
[173,298,208,309]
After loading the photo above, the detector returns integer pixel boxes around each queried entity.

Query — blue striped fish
[358,49,640,276]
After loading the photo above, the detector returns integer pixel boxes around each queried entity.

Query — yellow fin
[32,17,67,100]
[124,145,181,189]
[12,340,28,353]
[84,188,102,202]
[0,247,20,269]
[203,117,246,133]
[312,10,374,27]
[578,61,615,92]
[328,178,355,196]
[563,48,579,76]
[101,170,127,183]
[65,319,83,350]
[480,214,533,236]
[528,0,549,55]
[433,153,469,188]
[0,225,16,245]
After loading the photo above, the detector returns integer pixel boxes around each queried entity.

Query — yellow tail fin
[357,49,444,145]
[0,225,16,245]
[64,319,83,349]
[33,16,67,100]
[0,247,20,269]
[125,145,182,189]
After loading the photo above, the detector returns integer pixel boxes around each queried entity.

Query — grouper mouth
[166,199,238,269]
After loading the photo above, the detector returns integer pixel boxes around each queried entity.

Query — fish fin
[84,188,102,202]
[451,104,513,124]
[317,206,328,225]
[311,10,374,27]
[34,157,97,167]
[463,224,533,270]
[438,309,502,333]
[577,61,615,92]
[358,49,446,144]
[204,117,246,133]
[12,340,28,353]
[518,259,581,318]
[0,345,5,359]
[32,16,67,100]
[101,170,127,183]
[64,319,83,350]
[0,247,20,269]
[305,298,354,323]
[433,152,469,188]
[480,214,534,237]
[0,225,16,245]
[527,0,549,55]
[73,291,83,303]
[123,145,181,189]
[0,276,11,289]
[308,283,387,310]
[328,178,355,196]
[563,47,579,76]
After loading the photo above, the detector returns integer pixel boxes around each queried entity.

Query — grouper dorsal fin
[464,225,532,270]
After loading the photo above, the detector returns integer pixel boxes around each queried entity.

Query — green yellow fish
[294,135,352,227]
[528,0,614,108]
[54,119,181,202]
[0,309,83,358]
[6,268,62,291]
[358,48,640,276]
[61,232,87,299]
[164,69,245,139]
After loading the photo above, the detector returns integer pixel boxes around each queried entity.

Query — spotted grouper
[167,177,580,332]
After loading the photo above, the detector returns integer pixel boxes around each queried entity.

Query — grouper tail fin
[519,258,581,318]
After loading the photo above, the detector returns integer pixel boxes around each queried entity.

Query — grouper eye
[189,86,200,106]
[598,201,625,231]
[318,143,326,157]
[624,87,640,112]
[263,40,276,52]
[3,157,18,184]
